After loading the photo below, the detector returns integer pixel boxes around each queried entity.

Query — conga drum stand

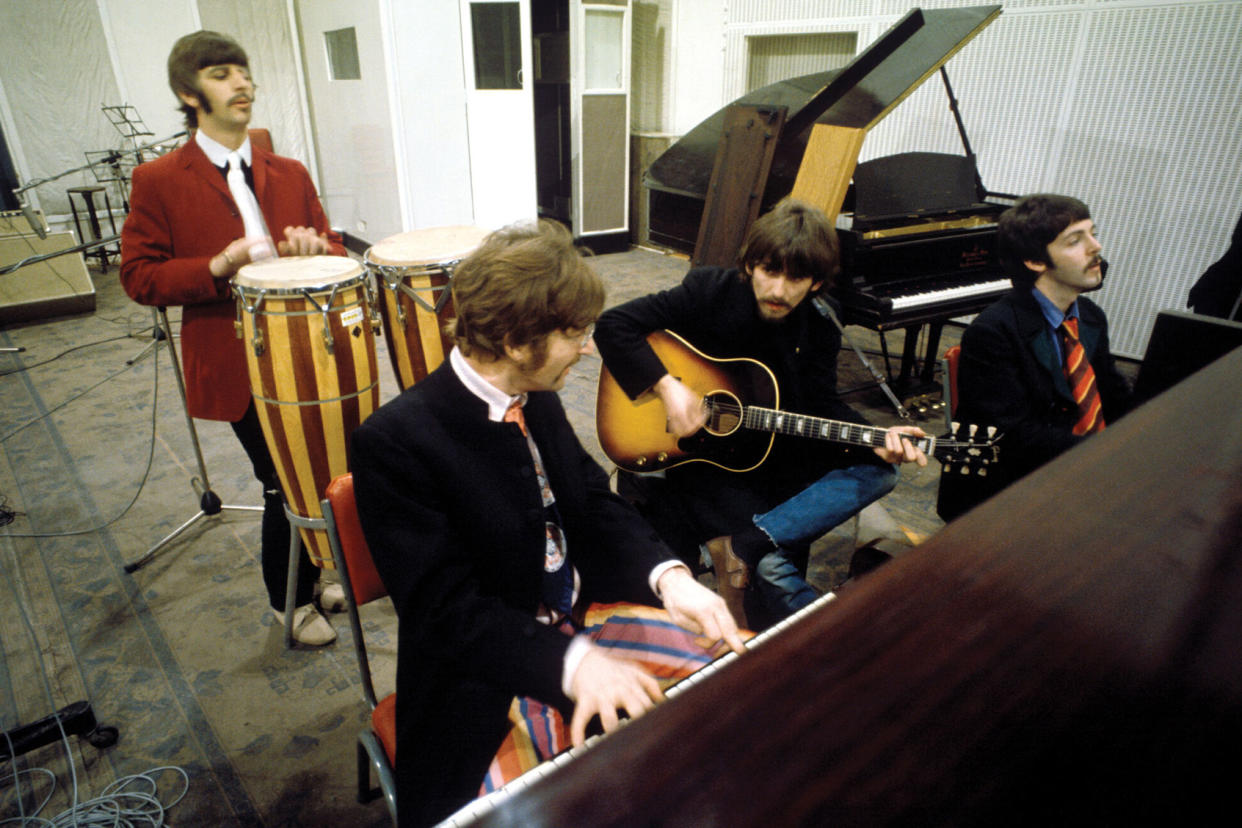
[123,307,261,573]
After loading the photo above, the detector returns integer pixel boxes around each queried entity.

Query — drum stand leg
[282,507,328,648]
[123,307,262,574]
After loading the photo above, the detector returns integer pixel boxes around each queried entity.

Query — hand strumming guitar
[653,374,707,437]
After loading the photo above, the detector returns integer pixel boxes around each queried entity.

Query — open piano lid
[644,4,1002,247]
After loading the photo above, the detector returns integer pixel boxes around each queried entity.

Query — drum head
[366,225,490,267]
[234,255,363,291]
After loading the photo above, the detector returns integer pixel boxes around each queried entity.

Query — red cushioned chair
[322,474,397,826]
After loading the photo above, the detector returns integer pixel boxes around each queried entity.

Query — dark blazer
[120,139,344,421]
[594,266,882,548]
[942,288,1132,517]
[351,363,675,826]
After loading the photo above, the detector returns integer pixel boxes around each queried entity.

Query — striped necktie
[1059,317,1105,435]
[504,401,574,616]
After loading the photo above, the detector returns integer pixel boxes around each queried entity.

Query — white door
[573,1,630,236]
[459,0,537,230]
[295,0,403,243]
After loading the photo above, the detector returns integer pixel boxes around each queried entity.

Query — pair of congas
[231,225,488,566]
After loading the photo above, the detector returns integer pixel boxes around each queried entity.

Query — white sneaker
[275,603,337,646]
[318,581,347,613]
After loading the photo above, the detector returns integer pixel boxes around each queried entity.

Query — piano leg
[892,322,944,397]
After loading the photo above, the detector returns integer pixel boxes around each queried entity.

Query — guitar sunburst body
[596,330,779,473]
[597,330,1000,476]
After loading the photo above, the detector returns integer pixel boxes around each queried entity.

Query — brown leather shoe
[706,536,750,628]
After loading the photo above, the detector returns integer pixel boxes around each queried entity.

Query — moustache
[1084,258,1109,292]
[228,94,254,105]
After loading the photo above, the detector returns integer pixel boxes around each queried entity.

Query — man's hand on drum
[209,237,259,278]
[277,225,333,257]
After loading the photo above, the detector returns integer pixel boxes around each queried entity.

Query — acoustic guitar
[596,330,998,475]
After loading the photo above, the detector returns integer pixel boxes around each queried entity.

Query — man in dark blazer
[351,220,744,826]
[121,30,346,645]
[940,194,1132,520]
[595,199,928,630]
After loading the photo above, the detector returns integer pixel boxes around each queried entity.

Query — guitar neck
[739,405,934,455]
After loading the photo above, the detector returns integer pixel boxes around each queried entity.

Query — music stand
[123,307,261,573]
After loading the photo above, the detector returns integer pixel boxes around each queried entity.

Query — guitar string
[704,398,991,452]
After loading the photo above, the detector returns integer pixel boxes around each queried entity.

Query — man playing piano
[595,199,928,631]
[942,194,1132,519]
[351,219,744,826]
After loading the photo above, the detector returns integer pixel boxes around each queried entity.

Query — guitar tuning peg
[969,423,978,437]
[951,420,960,433]
[987,426,997,439]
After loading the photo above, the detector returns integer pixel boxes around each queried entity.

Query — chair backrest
[941,345,962,429]
[322,473,388,708]
[248,128,274,153]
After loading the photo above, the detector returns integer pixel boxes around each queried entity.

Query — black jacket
[352,363,673,825]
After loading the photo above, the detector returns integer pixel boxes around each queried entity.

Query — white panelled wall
[634,0,1242,358]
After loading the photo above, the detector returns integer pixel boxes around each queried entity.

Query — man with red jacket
[121,30,345,645]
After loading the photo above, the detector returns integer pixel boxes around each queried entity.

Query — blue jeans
[750,463,898,617]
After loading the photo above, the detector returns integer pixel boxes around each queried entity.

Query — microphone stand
[123,307,262,573]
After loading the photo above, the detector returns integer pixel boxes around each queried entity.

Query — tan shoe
[275,603,337,646]
[705,536,749,629]
[318,581,347,613]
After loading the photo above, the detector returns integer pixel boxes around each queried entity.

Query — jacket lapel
[180,140,235,206]
[1015,288,1072,401]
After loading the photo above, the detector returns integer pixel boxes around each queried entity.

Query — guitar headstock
[934,421,1001,477]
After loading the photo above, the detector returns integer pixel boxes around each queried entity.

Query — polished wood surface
[478,345,1242,826]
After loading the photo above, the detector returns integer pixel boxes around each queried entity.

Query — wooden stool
[66,185,119,268]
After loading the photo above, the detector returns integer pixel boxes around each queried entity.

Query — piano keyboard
[436,590,839,827]
[888,277,1012,311]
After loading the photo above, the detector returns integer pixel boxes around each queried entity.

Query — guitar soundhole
[703,392,743,436]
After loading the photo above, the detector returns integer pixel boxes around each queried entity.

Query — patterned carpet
[1,245,956,825]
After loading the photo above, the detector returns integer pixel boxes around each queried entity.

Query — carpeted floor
[2,243,963,825]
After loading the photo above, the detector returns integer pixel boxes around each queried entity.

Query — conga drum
[366,225,489,390]
[232,256,380,568]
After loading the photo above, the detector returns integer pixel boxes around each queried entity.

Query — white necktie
[226,152,274,262]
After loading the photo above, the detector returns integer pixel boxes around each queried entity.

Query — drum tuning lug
[321,328,335,355]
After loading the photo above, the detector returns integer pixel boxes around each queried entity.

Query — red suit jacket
[120,139,345,421]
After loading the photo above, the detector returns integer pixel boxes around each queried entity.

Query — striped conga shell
[365,225,489,390]
[233,256,380,568]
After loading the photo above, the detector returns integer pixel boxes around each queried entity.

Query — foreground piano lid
[465,337,1242,826]
[644,4,1002,205]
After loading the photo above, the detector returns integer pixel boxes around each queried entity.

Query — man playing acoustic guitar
[595,199,928,630]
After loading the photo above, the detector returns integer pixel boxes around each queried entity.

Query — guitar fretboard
[734,404,936,454]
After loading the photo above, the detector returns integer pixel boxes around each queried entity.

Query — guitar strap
[812,295,912,421]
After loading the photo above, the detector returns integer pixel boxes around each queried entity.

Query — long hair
[167,30,249,129]
[450,219,603,361]
[737,198,840,290]
[998,194,1091,286]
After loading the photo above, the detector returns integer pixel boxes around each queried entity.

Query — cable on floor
[0,347,160,538]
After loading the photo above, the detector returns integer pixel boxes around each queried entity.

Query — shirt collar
[195,129,252,169]
[1031,286,1079,330]
[450,347,525,422]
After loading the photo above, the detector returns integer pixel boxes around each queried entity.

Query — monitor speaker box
[0,231,96,324]
[1132,309,1242,406]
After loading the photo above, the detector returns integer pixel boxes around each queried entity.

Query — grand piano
[644,4,1012,393]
